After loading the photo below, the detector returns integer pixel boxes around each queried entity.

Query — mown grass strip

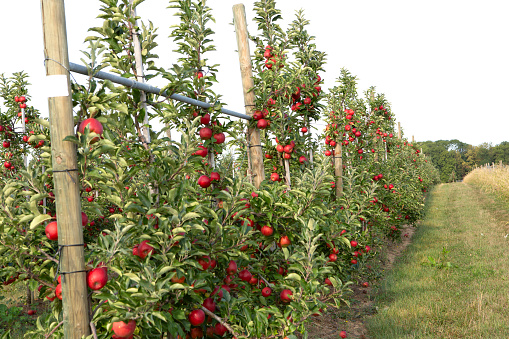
[366,182,509,339]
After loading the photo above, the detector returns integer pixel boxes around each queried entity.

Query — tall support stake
[334,143,343,197]
[397,122,401,140]
[129,0,150,144]
[41,1,91,337]
[233,4,265,188]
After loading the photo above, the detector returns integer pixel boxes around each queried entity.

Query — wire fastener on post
[247,145,263,149]
[52,168,78,184]
[54,244,88,282]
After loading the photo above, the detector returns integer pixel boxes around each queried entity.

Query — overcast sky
[0,1,508,146]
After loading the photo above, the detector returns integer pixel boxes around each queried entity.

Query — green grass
[366,183,509,339]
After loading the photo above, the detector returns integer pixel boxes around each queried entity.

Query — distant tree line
[415,140,509,182]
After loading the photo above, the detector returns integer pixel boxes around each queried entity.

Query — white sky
[0,0,508,146]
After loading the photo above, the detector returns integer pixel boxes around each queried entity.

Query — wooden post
[412,135,415,143]
[41,1,91,338]
[397,122,401,140]
[334,143,343,197]
[284,159,291,188]
[129,0,150,144]
[233,4,265,188]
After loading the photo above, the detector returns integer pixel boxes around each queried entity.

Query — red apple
[238,269,252,282]
[55,283,62,300]
[190,327,203,339]
[202,297,216,313]
[214,322,228,336]
[189,309,205,326]
[78,118,103,144]
[324,278,332,286]
[45,221,58,241]
[199,127,213,140]
[328,253,337,262]
[260,225,273,236]
[27,309,35,315]
[3,141,10,148]
[280,289,292,302]
[270,173,279,182]
[112,320,136,338]
[226,260,237,276]
[213,132,225,144]
[81,212,88,226]
[299,156,307,164]
[279,235,291,248]
[87,267,108,290]
[340,330,347,338]
[137,240,154,259]
[262,287,272,297]
[210,172,220,181]
[198,175,211,188]
[200,113,210,125]
[198,256,211,270]
[350,240,358,247]
[283,145,293,154]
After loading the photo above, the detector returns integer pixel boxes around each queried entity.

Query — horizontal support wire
[68,62,252,121]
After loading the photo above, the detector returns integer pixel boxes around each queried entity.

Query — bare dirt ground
[304,224,417,339]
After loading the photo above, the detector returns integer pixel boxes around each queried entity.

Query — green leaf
[30,214,52,229]
[181,212,200,222]
[285,273,301,281]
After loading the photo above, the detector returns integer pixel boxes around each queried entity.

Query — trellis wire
[68,62,252,121]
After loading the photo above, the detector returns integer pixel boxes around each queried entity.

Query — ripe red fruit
[203,297,216,313]
[283,145,293,154]
[361,282,369,288]
[27,309,35,315]
[270,172,280,182]
[79,118,103,144]
[189,309,205,326]
[328,253,337,262]
[198,175,212,188]
[283,153,291,160]
[324,150,331,156]
[280,289,293,302]
[137,240,154,259]
[81,212,88,226]
[199,127,213,140]
[301,126,308,133]
[198,256,211,270]
[257,118,268,129]
[265,153,273,159]
[4,161,11,169]
[210,172,220,182]
[19,96,26,103]
[226,260,238,276]
[303,97,311,105]
[55,283,62,300]
[299,156,307,164]
[279,235,291,247]
[112,320,136,338]
[262,287,272,297]
[45,221,58,241]
[324,278,332,286]
[87,267,108,290]
[200,113,210,125]
[351,259,358,264]
[213,132,225,144]
[214,322,228,336]
[190,327,203,339]
[276,144,284,153]
[238,269,253,282]
[350,240,358,247]
[260,225,273,236]
[340,330,347,338]
[3,141,10,148]
[20,103,27,109]
[87,196,94,202]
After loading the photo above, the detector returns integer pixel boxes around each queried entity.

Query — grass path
[366,183,509,338]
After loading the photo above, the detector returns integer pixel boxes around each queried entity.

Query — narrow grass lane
[366,183,509,339]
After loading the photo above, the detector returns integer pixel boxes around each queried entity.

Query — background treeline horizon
[415,140,509,182]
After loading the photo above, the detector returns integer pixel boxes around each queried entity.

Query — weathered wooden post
[397,122,402,140]
[334,143,343,197]
[233,4,265,188]
[41,0,91,337]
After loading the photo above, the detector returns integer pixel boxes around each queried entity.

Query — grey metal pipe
[69,62,252,120]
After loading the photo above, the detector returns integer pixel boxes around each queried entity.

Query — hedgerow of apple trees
[0,0,439,338]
